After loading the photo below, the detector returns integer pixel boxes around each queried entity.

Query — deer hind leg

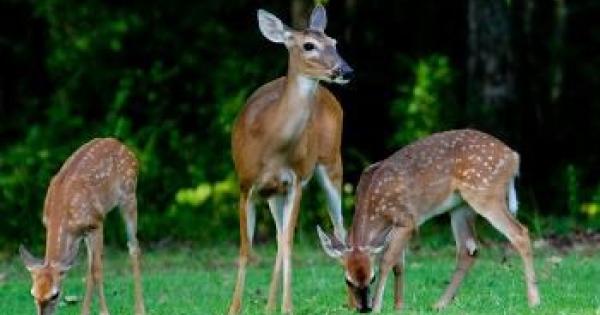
[229,189,255,315]
[433,205,478,310]
[120,195,146,315]
[315,160,346,242]
[462,190,540,307]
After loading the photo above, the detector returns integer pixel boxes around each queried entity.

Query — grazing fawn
[20,138,145,315]
[318,129,540,313]
[229,5,353,314]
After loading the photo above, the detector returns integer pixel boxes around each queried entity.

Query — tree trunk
[291,0,309,29]
[549,0,566,105]
[344,0,357,42]
[467,0,515,111]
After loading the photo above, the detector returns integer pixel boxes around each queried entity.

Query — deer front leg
[81,235,96,315]
[266,194,286,313]
[346,285,358,310]
[392,251,405,310]
[266,173,302,314]
[86,225,110,315]
[316,162,346,242]
[372,226,413,313]
[282,183,302,313]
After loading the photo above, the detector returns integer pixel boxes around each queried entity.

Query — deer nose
[340,63,354,81]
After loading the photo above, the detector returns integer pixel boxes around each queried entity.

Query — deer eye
[49,291,60,301]
[303,42,316,51]
[370,276,376,285]
[345,278,355,288]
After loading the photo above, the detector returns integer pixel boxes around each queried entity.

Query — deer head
[257,5,353,84]
[317,226,392,313]
[20,245,78,315]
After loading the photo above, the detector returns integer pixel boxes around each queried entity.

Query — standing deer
[229,4,353,314]
[19,138,145,315]
[318,129,540,313]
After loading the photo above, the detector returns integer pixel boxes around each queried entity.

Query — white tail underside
[507,176,518,215]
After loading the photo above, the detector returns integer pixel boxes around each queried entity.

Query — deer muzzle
[332,61,354,83]
[355,286,372,313]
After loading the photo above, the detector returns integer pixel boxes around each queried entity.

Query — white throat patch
[296,75,317,98]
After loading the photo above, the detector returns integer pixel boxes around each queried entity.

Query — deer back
[43,138,138,232]
[351,129,519,245]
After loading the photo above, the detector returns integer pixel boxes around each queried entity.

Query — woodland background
[0,0,599,250]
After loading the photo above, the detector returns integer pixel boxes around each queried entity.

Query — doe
[318,129,540,313]
[20,138,145,315]
[229,4,353,314]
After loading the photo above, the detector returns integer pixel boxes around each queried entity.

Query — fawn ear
[317,225,347,259]
[257,9,291,44]
[58,242,80,272]
[368,226,394,255]
[19,245,43,271]
[309,4,327,32]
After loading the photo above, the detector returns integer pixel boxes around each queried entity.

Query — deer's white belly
[417,192,463,226]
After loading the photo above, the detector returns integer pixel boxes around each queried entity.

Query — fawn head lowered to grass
[19,138,145,315]
[318,129,540,313]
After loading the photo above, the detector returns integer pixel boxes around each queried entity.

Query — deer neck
[274,64,318,144]
[350,178,394,248]
[44,207,78,265]
[349,207,390,249]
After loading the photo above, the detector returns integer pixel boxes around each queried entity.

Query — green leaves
[389,55,456,147]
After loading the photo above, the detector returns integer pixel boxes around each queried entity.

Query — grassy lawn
[1,241,599,315]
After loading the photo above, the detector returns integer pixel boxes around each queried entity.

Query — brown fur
[345,250,370,286]
[228,7,351,314]
[21,138,146,315]
[325,129,540,312]
[232,76,342,192]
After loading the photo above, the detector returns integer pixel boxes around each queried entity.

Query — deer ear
[19,245,43,271]
[257,9,290,44]
[368,226,394,255]
[317,225,347,259]
[309,4,327,32]
[58,241,80,272]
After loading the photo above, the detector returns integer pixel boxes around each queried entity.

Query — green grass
[1,242,599,315]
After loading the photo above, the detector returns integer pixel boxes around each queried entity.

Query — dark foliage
[0,0,598,250]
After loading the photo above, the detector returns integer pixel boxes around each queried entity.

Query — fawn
[20,138,145,315]
[318,129,540,312]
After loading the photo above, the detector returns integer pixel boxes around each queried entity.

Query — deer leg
[87,225,110,315]
[229,190,254,315]
[315,161,346,242]
[372,226,413,313]
[433,206,478,309]
[463,192,540,307]
[346,285,358,310]
[281,181,302,314]
[267,174,302,313]
[392,250,405,310]
[121,195,146,315]
[81,235,96,315]
[266,194,286,313]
